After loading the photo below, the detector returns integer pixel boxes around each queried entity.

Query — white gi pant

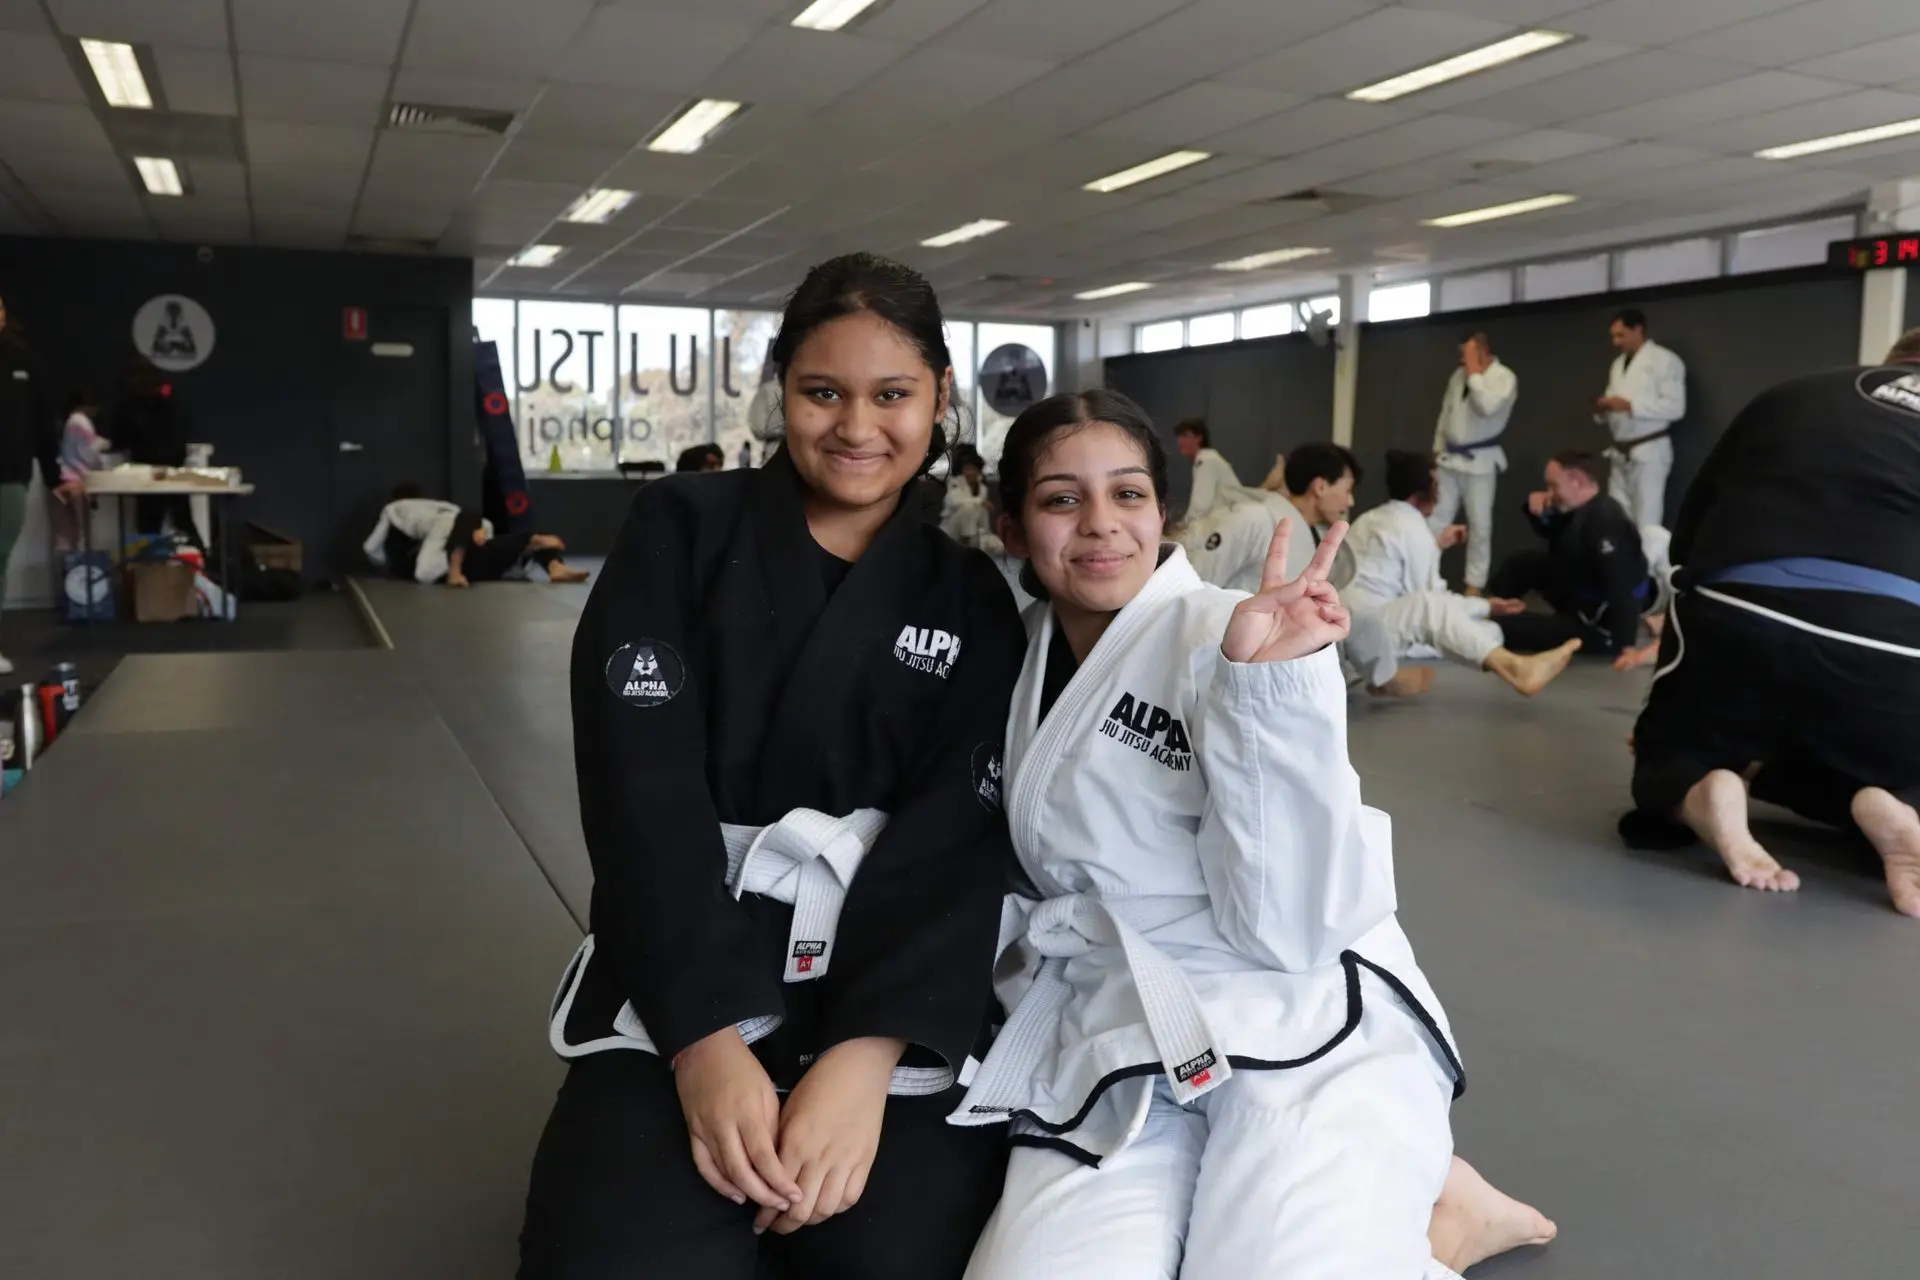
[1344,590,1502,689]
[1606,436,1672,529]
[1428,468,1496,590]
[965,993,1460,1280]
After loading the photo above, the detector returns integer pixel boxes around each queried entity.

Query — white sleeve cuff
[1218,643,1345,704]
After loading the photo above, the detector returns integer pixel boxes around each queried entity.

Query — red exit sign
[1831,234,1920,270]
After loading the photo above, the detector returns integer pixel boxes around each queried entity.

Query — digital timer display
[1831,234,1920,270]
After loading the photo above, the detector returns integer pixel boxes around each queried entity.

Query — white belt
[722,807,888,983]
[548,808,888,1060]
[955,893,1229,1123]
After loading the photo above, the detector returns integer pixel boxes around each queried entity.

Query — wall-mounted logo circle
[606,640,685,708]
[133,294,215,372]
[483,391,510,416]
[504,490,530,516]
[980,344,1048,417]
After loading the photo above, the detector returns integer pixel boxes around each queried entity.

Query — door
[331,308,449,575]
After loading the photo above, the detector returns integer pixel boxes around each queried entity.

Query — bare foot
[529,534,565,552]
[1428,1157,1557,1273]
[1680,770,1800,892]
[1613,642,1658,672]
[1368,666,1435,697]
[1487,639,1581,696]
[547,563,590,584]
[1851,788,1920,918]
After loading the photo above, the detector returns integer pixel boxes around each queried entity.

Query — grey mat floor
[359,577,1920,1277]
[0,650,579,1279]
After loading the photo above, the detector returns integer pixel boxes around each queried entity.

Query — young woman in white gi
[955,391,1553,1279]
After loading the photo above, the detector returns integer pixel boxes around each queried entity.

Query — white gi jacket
[1433,359,1517,478]
[952,548,1461,1163]
[940,473,996,550]
[1345,500,1466,608]
[1181,488,1314,594]
[1603,339,1686,450]
[362,497,466,584]
[1184,447,1241,524]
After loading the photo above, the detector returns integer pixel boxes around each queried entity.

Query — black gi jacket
[563,449,1026,1087]
[0,332,57,488]
[1522,492,1648,652]
[1672,364,1920,583]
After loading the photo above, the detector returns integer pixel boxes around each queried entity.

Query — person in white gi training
[1347,450,1583,699]
[1430,331,1517,595]
[1182,442,1360,593]
[1172,416,1240,528]
[1597,308,1686,527]
[956,391,1555,1279]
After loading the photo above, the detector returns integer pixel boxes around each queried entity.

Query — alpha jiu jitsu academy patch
[1860,367,1920,418]
[971,742,1004,812]
[893,624,962,678]
[1100,692,1194,772]
[606,640,685,707]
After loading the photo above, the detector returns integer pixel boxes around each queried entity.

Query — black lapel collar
[747,448,829,663]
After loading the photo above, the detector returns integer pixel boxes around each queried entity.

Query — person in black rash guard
[1485,449,1650,657]
[1619,332,1920,916]
[518,253,1026,1279]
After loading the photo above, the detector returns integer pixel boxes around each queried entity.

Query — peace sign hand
[1221,519,1351,665]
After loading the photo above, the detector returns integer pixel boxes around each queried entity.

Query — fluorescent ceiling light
[509,245,563,268]
[1422,193,1577,228]
[792,0,883,31]
[1075,282,1154,300]
[133,157,182,196]
[920,218,1009,248]
[81,38,151,109]
[1084,150,1211,194]
[1756,117,1920,160]
[1214,247,1330,271]
[1347,30,1574,103]
[648,99,744,154]
[562,188,636,224]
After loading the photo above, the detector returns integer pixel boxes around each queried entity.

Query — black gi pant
[518,1052,1007,1280]
[464,532,559,582]
[1627,585,1920,837]
[1488,549,1635,654]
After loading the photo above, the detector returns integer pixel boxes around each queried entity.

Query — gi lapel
[747,448,830,666]
[1005,548,1203,870]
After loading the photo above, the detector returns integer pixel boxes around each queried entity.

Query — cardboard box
[246,522,303,574]
[131,561,199,622]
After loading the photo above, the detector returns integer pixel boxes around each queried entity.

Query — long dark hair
[768,252,959,474]
[998,390,1170,599]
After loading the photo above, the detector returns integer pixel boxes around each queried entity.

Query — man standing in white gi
[1597,308,1686,527]
[1430,332,1517,596]
[1348,451,1582,698]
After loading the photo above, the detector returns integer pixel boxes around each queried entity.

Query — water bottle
[53,662,80,715]
[17,683,39,769]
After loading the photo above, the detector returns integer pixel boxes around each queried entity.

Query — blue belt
[1443,433,1504,457]
[1697,558,1920,610]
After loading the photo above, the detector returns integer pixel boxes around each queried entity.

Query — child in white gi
[955,391,1554,1279]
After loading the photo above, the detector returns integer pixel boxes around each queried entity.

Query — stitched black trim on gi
[1009,1133,1102,1168]
[1350,953,1467,1100]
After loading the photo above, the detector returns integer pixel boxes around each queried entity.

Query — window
[1521,255,1607,301]
[976,322,1057,467]
[947,319,976,442]
[713,309,781,472]
[1366,281,1431,322]
[1239,303,1294,339]
[1137,319,1183,352]
[618,305,712,470]
[1438,271,1512,312]
[516,301,618,472]
[1616,237,1719,289]
[1730,215,1857,275]
[1186,312,1235,346]
[1304,295,1340,327]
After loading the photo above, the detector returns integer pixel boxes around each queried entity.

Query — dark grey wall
[528,477,637,554]
[1351,267,1862,571]
[1104,334,1336,517]
[0,236,476,579]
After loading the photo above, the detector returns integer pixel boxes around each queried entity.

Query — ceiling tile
[231,0,407,65]
[0,33,87,103]
[704,27,910,108]
[1519,141,1720,193]
[623,226,732,257]
[1089,0,1383,84]
[0,0,50,33]
[390,69,542,115]
[548,8,759,91]
[840,46,1057,119]
[1089,83,1309,149]
[1118,157,1316,206]
[1556,0,1808,44]
[243,121,373,169]
[1366,37,1641,114]
[603,0,793,18]
[489,141,629,186]
[4,148,130,191]
[1664,87,1920,155]
[1398,0,1589,18]
[247,167,364,203]
[368,131,503,184]
[854,0,995,43]
[403,0,597,77]
[516,85,689,149]
[239,56,390,126]
[1792,34,1920,88]
[657,195,788,233]
[974,64,1192,138]
[0,102,113,154]
[1674,0,1920,68]
[1583,72,1854,141]
[153,45,236,115]
[600,151,742,198]
[1201,97,1417,159]
[48,0,228,47]
[1220,6,1515,97]
[1453,48,1757,126]
[939,0,1189,60]
[1286,114,1531,186]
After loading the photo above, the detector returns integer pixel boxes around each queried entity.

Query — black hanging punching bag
[475,338,532,533]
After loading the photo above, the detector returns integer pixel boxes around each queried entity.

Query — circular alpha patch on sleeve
[1205,532,1222,550]
[606,640,685,708]
[971,742,1004,813]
